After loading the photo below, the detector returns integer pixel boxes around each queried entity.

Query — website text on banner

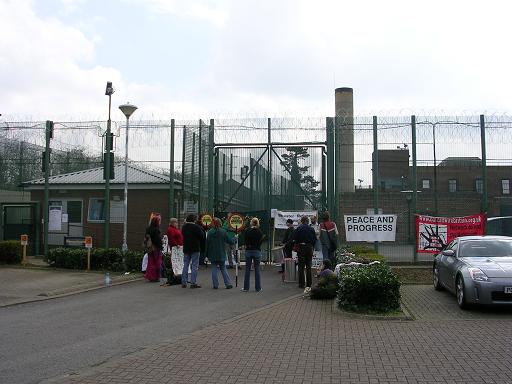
[416,213,485,253]
[272,210,318,229]
[344,215,397,242]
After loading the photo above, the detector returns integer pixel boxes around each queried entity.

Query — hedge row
[337,262,401,313]
[47,248,144,272]
[0,241,22,264]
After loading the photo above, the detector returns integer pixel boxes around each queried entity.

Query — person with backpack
[319,211,339,268]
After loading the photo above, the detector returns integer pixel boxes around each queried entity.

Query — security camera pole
[104,81,114,248]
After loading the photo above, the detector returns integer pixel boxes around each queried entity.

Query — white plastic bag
[141,253,148,272]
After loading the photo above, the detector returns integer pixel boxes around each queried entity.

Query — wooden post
[85,236,93,271]
[20,234,28,265]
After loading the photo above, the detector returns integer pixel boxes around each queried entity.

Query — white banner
[312,250,323,269]
[344,214,397,242]
[49,206,62,231]
[170,246,191,276]
[273,210,318,229]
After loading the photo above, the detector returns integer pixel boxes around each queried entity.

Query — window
[475,179,483,194]
[502,179,510,195]
[448,179,457,193]
[88,198,105,222]
[67,201,82,223]
[422,179,431,189]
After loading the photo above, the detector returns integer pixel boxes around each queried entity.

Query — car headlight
[468,268,488,282]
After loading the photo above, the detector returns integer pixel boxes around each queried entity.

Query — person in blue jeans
[242,217,264,292]
[181,214,206,288]
[206,217,235,289]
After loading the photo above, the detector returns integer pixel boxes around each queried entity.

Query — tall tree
[280,147,320,209]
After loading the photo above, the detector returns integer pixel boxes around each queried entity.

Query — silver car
[433,235,512,309]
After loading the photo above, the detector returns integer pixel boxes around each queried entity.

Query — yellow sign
[228,213,245,232]
[84,236,93,249]
[200,214,213,229]
[20,234,28,246]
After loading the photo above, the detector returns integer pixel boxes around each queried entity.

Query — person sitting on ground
[310,259,338,300]
[206,217,235,289]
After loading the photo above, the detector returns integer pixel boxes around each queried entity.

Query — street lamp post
[119,103,138,252]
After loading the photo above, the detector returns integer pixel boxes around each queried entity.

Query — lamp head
[119,103,138,118]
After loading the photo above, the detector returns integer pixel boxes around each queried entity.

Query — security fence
[1,115,511,262]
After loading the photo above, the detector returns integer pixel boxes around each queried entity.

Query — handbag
[141,253,148,272]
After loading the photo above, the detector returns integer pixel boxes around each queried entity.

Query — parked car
[433,235,512,309]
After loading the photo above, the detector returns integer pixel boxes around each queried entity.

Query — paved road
[43,285,512,384]
[0,266,299,384]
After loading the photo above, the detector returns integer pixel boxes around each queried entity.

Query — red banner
[416,213,485,253]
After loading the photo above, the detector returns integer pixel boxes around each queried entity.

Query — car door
[444,240,460,292]
[439,239,458,290]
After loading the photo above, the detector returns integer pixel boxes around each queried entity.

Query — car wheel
[456,275,468,310]
[433,263,443,291]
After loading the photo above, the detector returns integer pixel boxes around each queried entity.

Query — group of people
[281,211,338,290]
[143,213,264,292]
[142,211,338,293]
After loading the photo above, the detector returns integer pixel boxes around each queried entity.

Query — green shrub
[310,274,338,300]
[337,263,401,313]
[91,248,124,271]
[0,240,22,264]
[48,247,88,269]
[124,250,145,272]
[48,247,130,271]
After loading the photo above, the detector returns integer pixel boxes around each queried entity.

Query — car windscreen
[460,240,512,257]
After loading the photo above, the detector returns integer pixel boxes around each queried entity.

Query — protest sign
[344,214,397,242]
[416,213,485,253]
[273,210,318,229]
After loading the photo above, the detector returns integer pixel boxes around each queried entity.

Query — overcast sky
[1,0,511,121]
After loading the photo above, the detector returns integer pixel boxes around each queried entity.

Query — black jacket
[182,222,206,254]
[244,227,264,251]
[293,224,317,247]
[145,225,162,250]
[282,226,295,251]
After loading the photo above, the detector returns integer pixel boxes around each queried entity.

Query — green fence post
[198,120,203,214]
[411,115,418,263]
[43,121,52,258]
[169,119,175,219]
[372,116,379,254]
[480,115,488,214]
[267,117,272,262]
[326,117,336,222]
[208,119,215,213]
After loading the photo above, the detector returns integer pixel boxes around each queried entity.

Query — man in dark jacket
[293,216,317,289]
[181,214,206,288]
[279,218,295,273]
